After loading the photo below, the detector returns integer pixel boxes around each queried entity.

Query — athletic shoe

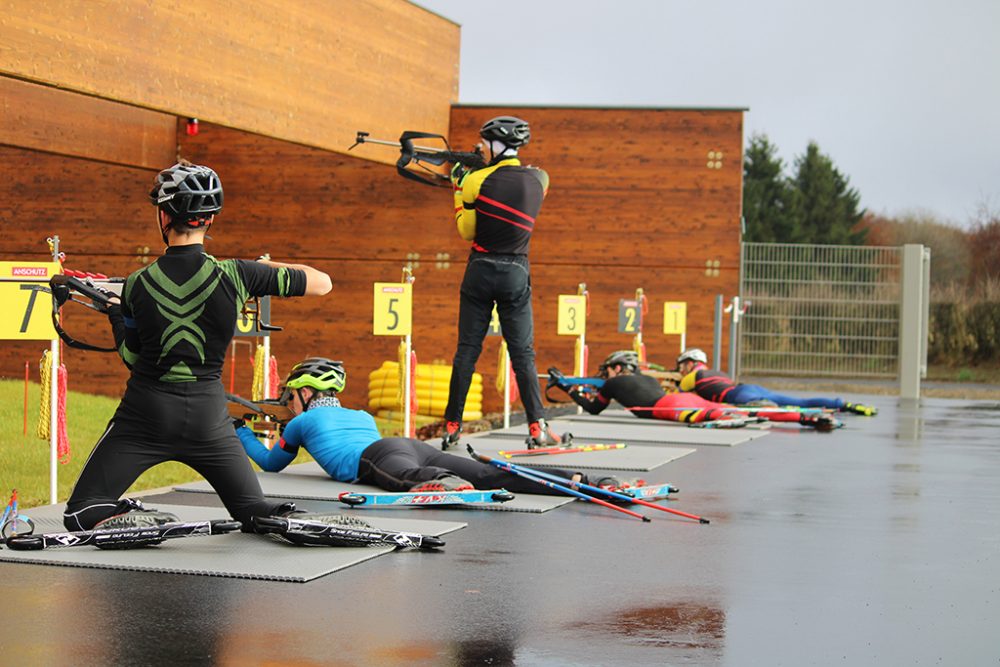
[842,402,878,416]
[409,475,474,492]
[525,418,567,449]
[441,421,462,450]
[94,499,179,530]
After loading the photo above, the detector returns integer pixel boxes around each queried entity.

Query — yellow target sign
[0,262,60,340]
[373,282,412,336]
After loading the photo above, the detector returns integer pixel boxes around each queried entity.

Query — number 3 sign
[373,282,412,336]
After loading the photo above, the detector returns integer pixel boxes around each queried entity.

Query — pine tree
[742,134,802,243]
[792,142,866,245]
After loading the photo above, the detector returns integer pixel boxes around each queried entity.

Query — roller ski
[526,418,573,449]
[338,489,515,508]
[689,416,767,429]
[252,513,445,549]
[3,519,240,551]
[0,490,35,544]
[441,421,462,451]
[799,413,843,432]
[588,477,678,503]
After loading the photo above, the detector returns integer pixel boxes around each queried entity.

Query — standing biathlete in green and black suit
[63,162,332,533]
[441,116,562,450]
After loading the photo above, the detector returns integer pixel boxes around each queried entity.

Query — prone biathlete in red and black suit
[556,351,837,428]
[676,348,877,416]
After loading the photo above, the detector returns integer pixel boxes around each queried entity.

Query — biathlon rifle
[349,130,486,187]
[49,274,124,352]
[226,393,294,428]
[49,274,280,353]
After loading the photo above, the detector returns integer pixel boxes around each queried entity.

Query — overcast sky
[415,0,999,227]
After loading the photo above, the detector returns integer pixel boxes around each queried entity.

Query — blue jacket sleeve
[236,425,296,472]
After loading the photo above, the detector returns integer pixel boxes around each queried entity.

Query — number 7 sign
[373,282,412,336]
[0,261,60,340]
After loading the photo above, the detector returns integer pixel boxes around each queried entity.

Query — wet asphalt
[1,394,998,666]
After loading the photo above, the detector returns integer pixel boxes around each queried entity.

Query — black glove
[232,417,246,430]
[450,163,470,187]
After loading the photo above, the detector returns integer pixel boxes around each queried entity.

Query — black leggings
[357,437,585,495]
[64,377,285,531]
[445,254,545,423]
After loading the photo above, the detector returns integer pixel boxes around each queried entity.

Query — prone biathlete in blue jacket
[236,358,606,494]
[676,349,877,415]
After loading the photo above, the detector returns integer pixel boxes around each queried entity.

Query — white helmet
[677,348,708,365]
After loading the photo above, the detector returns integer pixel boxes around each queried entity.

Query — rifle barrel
[356,135,445,155]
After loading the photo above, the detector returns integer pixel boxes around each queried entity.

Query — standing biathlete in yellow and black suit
[441,116,561,450]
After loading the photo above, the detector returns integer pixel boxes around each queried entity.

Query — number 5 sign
[373,283,412,336]
[557,295,586,335]
[0,261,60,340]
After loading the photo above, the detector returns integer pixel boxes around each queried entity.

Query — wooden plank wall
[0,0,458,164]
[0,107,743,416]
[449,106,744,382]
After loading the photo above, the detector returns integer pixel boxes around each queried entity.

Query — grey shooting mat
[0,503,465,583]
[489,417,771,447]
[464,434,695,472]
[174,462,575,513]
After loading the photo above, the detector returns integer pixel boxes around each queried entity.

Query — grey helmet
[149,162,223,225]
[480,116,531,148]
[677,348,708,365]
[599,350,639,375]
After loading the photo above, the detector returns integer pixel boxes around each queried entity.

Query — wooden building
[0,1,744,415]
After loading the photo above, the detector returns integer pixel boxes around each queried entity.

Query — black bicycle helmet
[480,116,531,148]
[599,350,639,375]
[149,162,223,224]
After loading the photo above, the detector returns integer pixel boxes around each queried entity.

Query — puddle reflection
[574,601,725,652]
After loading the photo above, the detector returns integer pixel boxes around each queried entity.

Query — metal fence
[738,243,903,378]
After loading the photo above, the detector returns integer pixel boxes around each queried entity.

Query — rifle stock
[226,393,294,426]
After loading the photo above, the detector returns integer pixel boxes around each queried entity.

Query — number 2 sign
[373,283,412,336]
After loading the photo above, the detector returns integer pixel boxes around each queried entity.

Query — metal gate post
[899,244,929,399]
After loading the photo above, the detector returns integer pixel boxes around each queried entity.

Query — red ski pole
[468,446,650,522]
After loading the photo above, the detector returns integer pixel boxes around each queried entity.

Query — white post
[403,334,412,437]
[899,244,928,400]
[502,347,511,429]
[49,235,61,505]
[576,331,585,415]
[261,334,271,399]
[49,338,59,505]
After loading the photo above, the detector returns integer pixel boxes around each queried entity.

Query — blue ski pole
[467,446,650,522]
[471,446,709,524]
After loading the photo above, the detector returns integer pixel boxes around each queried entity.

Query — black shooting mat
[490,415,772,447]
[0,503,465,583]
[174,462,575,513]
[464,433,694,472]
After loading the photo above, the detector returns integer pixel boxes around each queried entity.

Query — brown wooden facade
[0,3,743,416]
[1,105,742,414]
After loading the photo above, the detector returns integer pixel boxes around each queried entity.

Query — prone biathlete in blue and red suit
[236,358,605,495]
[676,348,877,415]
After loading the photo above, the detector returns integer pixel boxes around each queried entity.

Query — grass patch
[0,379,310,511]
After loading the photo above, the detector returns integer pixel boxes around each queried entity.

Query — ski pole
[474,448,709,524]
[0,491,14,529]
[467,446,650,522]
[499,443,626,458]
